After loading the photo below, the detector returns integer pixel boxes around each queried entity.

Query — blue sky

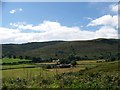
[2,2,116,29]
[1,2,118,43]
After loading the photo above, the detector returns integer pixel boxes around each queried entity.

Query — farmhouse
[53,59,60,64]
[96,59,106,63]
[56,64,71,68]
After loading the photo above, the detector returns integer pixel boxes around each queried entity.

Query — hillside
[2,38,119,59]
[2,41,64,56]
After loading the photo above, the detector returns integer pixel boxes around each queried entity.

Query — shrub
[71,60,77,66]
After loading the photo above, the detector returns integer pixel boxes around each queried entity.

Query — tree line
[2,52,120,65]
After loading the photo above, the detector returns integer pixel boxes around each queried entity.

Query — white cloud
[110,4,118,12]
[9,8,23,14]
[87,14,118,39]
[0,20,118,44]
[10,21,62,32]
[84,17,93,21]
[95,26,118,39]
[19,8,23,11]
[87,15,118,28]
[10,10,16,14]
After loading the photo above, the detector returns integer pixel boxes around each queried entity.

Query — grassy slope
[2,41,64,56]
[2,39,119,59]
[87,60,119,73]
[22,39,118,58]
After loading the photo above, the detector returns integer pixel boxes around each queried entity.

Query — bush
[71,60,77,66]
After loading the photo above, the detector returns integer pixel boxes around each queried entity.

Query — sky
[0,2,119,44]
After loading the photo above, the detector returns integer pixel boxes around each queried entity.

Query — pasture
[2,60,97,78]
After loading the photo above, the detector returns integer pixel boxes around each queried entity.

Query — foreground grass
[2,60,120,89]
[2,66,85,79]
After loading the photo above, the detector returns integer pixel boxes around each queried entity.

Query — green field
[2,59,97,78]
[2,58,120,89]
[2,64,36,70]
[1,58,31,64]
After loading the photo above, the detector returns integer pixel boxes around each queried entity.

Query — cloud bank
[87,15,118,28]
[0,19,118,44]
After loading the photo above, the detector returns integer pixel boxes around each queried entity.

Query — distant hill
[2,38,119,59]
